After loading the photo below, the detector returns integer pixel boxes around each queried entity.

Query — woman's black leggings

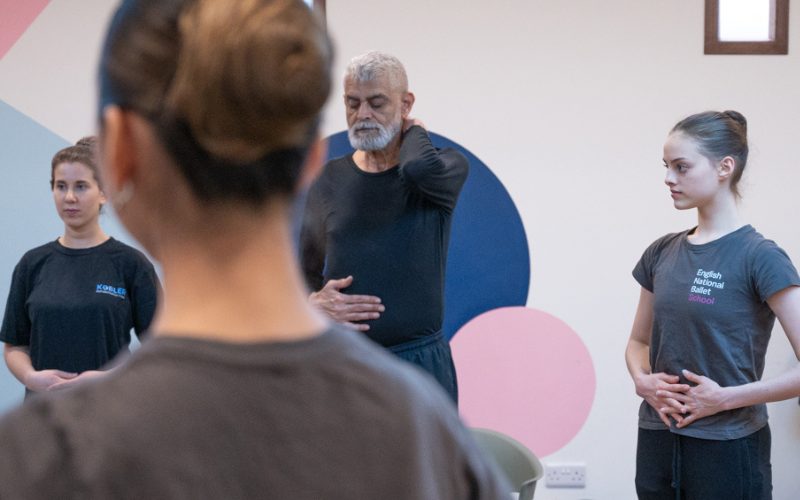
[635,425,772,500]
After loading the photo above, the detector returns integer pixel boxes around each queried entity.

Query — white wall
[0,1,798,499]
[321,1,800,499]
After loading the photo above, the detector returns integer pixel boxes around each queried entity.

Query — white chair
[471,427,544,500]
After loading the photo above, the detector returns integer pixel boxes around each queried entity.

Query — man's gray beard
[348,120,402,151]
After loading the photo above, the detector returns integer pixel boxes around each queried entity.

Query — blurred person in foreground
[0,0,507,498]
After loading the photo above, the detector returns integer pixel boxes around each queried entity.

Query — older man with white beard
[299,51,468,404]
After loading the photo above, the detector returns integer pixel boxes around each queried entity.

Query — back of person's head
[50,136,100,189]
[671,110,749,198]
[345,51,408,93]
[99,0,332,206]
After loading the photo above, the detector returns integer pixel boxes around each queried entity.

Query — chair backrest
[471,428,544,500]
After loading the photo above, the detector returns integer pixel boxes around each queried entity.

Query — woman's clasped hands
[646,369,731,428]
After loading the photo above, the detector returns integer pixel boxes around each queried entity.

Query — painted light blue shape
[322,130,530,340]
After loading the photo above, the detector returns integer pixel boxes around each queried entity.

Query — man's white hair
[345,51,408,92]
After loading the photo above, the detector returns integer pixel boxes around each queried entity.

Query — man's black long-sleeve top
[299,126,469,347]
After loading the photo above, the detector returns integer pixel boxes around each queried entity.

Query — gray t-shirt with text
[633,225,800,440]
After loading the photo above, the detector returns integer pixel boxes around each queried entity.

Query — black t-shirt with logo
[0,238,159,374]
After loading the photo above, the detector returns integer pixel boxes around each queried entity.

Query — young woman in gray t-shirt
[625,110,800,499]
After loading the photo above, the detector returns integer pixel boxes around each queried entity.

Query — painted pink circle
[451,306,595,457]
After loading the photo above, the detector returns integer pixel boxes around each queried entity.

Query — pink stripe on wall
[0,0,51,61]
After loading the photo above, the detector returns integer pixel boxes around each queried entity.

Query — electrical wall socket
[544,463,586,488]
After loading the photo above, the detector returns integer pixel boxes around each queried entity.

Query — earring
[112,182,134,211]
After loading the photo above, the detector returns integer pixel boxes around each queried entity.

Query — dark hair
[50,136,100,190]
[671,110,749,198]
[98,0,332,205]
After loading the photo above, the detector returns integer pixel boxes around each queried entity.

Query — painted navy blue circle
[322,131,530,339]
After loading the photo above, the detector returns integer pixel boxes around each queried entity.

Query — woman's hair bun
[723,110,747,133]
[75,136,98,148]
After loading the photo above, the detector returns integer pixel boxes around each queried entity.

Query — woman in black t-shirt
[0,137,159,395]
